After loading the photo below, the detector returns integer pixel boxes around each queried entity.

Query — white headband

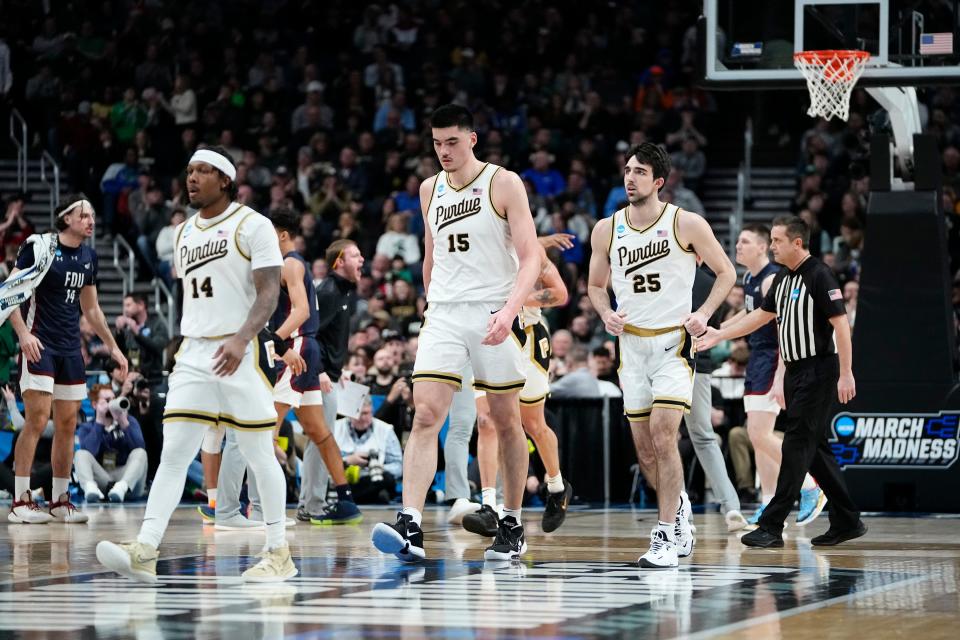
[189,149,237,181]
[59,199,93,218]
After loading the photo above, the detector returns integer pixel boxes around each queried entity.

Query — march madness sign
[830,411,960,469]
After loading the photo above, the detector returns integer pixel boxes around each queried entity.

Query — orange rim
[794,50,870,82]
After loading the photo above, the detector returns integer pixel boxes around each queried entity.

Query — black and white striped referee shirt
[760,255,847,363]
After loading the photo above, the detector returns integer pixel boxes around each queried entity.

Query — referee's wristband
[270,332,290,356]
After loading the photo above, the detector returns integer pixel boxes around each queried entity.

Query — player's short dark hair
[326,238,357,269]
[627,142,671,182]
[54,193,91,231]
[430,104,474,131]
[202,145,239,200]
[741,223,771,246]
[124,292,148,307]
[772,215,810,249]
[269,207,300,235]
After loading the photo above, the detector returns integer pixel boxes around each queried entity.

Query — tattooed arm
[523,247,568,309]
[212,266,281,376]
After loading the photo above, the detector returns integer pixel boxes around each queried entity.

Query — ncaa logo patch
[616,224,626,234]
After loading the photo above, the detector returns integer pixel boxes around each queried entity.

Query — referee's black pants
[758,354,861,535]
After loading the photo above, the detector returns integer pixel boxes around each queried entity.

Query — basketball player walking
[588,143,735,568]
[371,104,540,562]
[463,245,574,536]
[8,197,127,524]
[731,224,826,526]
[97,147,297,582]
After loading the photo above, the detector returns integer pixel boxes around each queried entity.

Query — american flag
[919,33,953,55]
[472,187,484,195]
[656,229,668,237]
[828,289,843,301]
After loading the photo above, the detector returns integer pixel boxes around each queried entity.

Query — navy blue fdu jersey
[270,251,319,338]
[743,261,780,351]
[16,241,98,355]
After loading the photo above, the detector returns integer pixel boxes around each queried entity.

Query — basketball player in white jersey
[463,244,573,536]
[97,146,297,583]
[588,143,735,568]
[371,104,540,562]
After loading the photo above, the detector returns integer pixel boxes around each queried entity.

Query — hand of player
[695,327,722,351]
[318,372,334,393]
[18,333,44,363]
[212,336,246,377]
[683,311,709,337]
[602,309,627,336]
[837,372,856,404]
[274,442,288,465]
[111,348,129,379]
[482,308,516,345]
[539,233,575,251]
[772,375,786,410]
[281,350,306,376]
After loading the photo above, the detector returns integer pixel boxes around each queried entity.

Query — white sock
[545,473,564,494]
[801,474,817,491]
[481,487,496,508]
[235,429,287,551]
[15,476,30,500]
[761,493,774,505]
[658,520,676,542]
[52,477,69,501]
[208,488,218,507]
[401,507,422,527]
[502,507,521,524]
[138,422,206,549]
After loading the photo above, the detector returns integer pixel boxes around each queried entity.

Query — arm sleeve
[236,213,284,271]
[811,266,848,318]
[77,422,102,457]
[760,273,781,313]
[122,416,147,450]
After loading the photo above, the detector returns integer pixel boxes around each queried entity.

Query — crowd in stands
[0,1,958,508]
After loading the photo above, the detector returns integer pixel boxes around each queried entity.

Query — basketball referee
[698,216,866,547]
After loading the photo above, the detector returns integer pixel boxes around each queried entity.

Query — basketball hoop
[793,50,870,121]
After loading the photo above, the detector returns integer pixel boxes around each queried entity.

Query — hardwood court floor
[0,504,957,639]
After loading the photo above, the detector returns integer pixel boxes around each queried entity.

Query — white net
[793,50,870,121]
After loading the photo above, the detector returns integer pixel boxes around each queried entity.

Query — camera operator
[332,398,402,504]
[124,370,164,482]
[74,384,147,503]
[114,293,168,386]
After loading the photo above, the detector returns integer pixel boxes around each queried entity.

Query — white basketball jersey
[425,163,518,304]
[609,203,696,329]
[175,202,283,338]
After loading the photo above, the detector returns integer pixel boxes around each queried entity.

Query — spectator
[168,74,197,128]
[155,208,186,287]
[291,81,334,133]
[522,151,566,198]
[333,398,403,504]
[114,293,168,385]
[833,216,863,283]
[0,194,34,254]
[74,384,147,503]
[376,213,421,266]
[844,279,859,329]
[591,346,618,386]
[669,137,706,192]
[551,345,612,397]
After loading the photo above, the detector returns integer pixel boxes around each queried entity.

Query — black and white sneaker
[483,516,527,561]
[638,528,679,569]
[462,504,500,537]
[542,480,573,533]
[372,513,425,562]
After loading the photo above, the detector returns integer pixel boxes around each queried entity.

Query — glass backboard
[699,0,960,88]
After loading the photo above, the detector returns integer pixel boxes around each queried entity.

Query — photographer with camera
[123,369,164,482]
[114,293,168,386]
[333,398,402,504]
[74,384,147,503]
